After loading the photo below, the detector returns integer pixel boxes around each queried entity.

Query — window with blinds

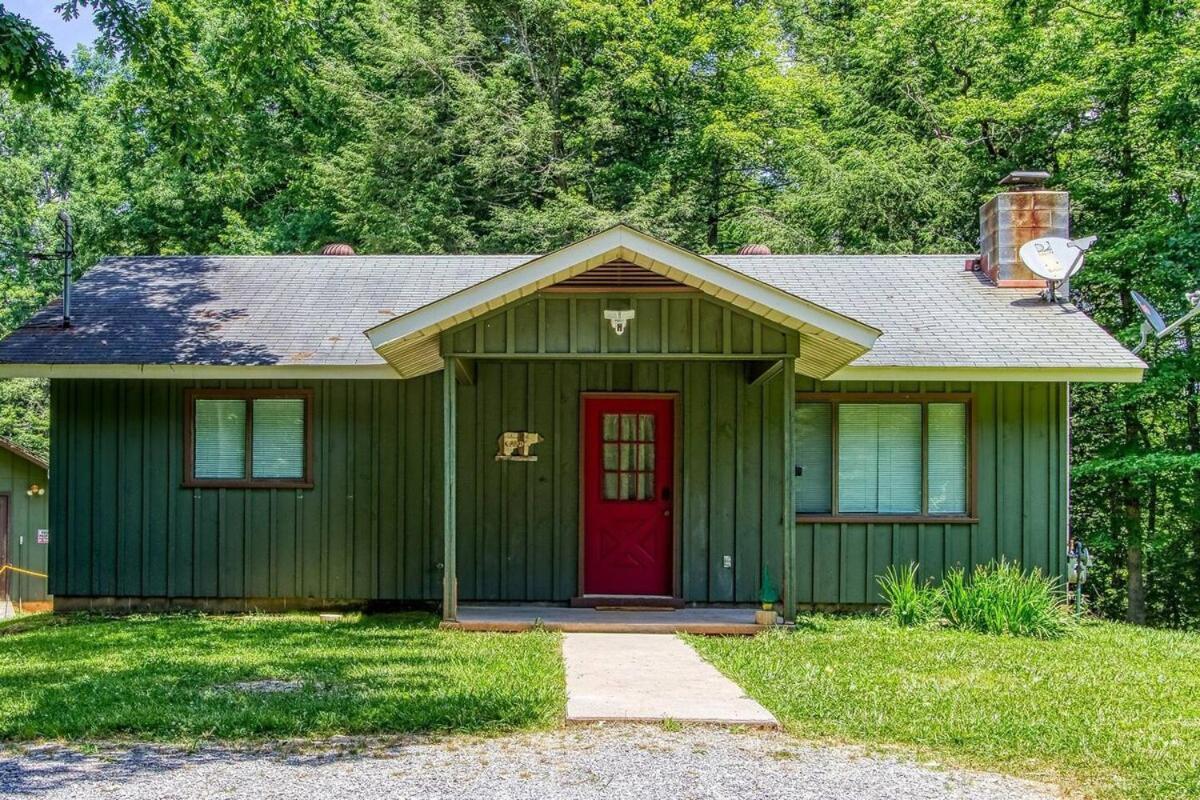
[188,391,311,486]
[794,403,832,513]
[194,399,247,479]
[927,403,968,513]
[251,399,306,479]
[794,398,970,517]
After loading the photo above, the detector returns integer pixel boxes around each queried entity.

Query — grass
[688,617,1200,800]
[0,612,564,741]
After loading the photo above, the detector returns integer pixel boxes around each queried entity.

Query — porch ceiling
[365,225,881,379]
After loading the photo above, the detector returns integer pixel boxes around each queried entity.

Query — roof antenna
[1131,290,1200,354]
[57,210,74,328]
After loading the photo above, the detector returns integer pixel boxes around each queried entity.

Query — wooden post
[781,357,796,620]
[442,358,458,621]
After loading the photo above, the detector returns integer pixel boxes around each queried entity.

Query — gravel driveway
[0,725,1061,800]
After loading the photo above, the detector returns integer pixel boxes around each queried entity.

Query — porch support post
[442,357,458,621]
[781,358,796,620]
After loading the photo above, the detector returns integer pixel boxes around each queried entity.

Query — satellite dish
[1131,290,1166,333]
[1132,289,1200,354]
[1018,235,1097,301]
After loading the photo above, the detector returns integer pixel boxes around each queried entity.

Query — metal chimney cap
[999,170,1051,190]
[736,243,772,255]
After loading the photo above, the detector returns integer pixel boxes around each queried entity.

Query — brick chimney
[978,171,1069,287]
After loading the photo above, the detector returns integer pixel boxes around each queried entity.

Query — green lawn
[689,617,1200,800]
[0,612,564,741]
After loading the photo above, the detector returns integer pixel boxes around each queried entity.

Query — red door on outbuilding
[582,395,675,597]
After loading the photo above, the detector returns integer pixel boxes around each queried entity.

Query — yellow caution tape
[0,564,47,579]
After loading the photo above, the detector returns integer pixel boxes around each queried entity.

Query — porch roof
[366,226,880,379]
[0,226,1145,382]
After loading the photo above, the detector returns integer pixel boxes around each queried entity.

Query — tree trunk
[706,158,722,249]
[1126,544,1146,624]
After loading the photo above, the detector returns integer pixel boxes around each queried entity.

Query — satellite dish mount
[1131,290,1200,355]
[1018,235,1097,303]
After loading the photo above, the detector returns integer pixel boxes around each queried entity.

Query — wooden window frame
[794,392,977,524]
[183,388,314,489]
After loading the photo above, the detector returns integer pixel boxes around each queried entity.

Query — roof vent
[320,243,356,256]
[998,170,1051,192]
[737,243,772,255]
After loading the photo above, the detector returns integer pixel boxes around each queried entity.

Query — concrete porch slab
[445,605,767,634]
[562,632,778,727]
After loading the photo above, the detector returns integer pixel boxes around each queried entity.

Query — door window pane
[194,399,246,479]
[928,403,968,513]
[602,414,619,441]
[603,443,618,470]
[251,399,306,479]
[638,414,655,440]
[838,404,921,514]
[600,407,657,501]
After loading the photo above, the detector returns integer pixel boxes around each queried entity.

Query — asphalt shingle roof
[0,253,1143,372]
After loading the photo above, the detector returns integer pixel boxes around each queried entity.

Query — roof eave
[826,365,1145,383]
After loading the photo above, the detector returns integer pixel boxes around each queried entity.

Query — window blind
[838,403,921,514]
[194,399,246,479]
[251,399,305,479]
[794,403,832,513]
[927,403,967,513]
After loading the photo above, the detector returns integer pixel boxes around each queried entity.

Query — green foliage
[0,378,48,457]
[690,618,1200,800]
[0,612,565,739]
[0,4,70,101]
[939,561,1068,638]
[877,564,937,627]
[879,561,1069,638]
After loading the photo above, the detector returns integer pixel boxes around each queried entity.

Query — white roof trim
[827,365,1145,383]
[0,362,1143,383]
[0,364,399,379]
[366,225,881,378]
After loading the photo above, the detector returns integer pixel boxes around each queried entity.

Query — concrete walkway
[562,633,777,727]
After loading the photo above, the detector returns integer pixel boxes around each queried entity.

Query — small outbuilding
[0,437,50,611]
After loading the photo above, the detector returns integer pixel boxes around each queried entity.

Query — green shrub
[878,560,1070,638]
[940,560,1069,638]
[877,564,938,627]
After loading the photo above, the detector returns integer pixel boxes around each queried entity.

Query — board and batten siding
[454,360,787,604]
[48,365,788,605]
[47,374,1067,609]
[49,378,445,601]
[443,293,800,361]
[794,379,1069,606]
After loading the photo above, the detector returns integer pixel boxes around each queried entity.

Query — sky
[7,1,100,55]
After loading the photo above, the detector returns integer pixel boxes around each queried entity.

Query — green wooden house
[0,437,50,611]
[0,178,1143,623]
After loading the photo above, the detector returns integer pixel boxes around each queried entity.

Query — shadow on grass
[0,612,564,743]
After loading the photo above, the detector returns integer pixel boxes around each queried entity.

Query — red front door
[583,396,675,596]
